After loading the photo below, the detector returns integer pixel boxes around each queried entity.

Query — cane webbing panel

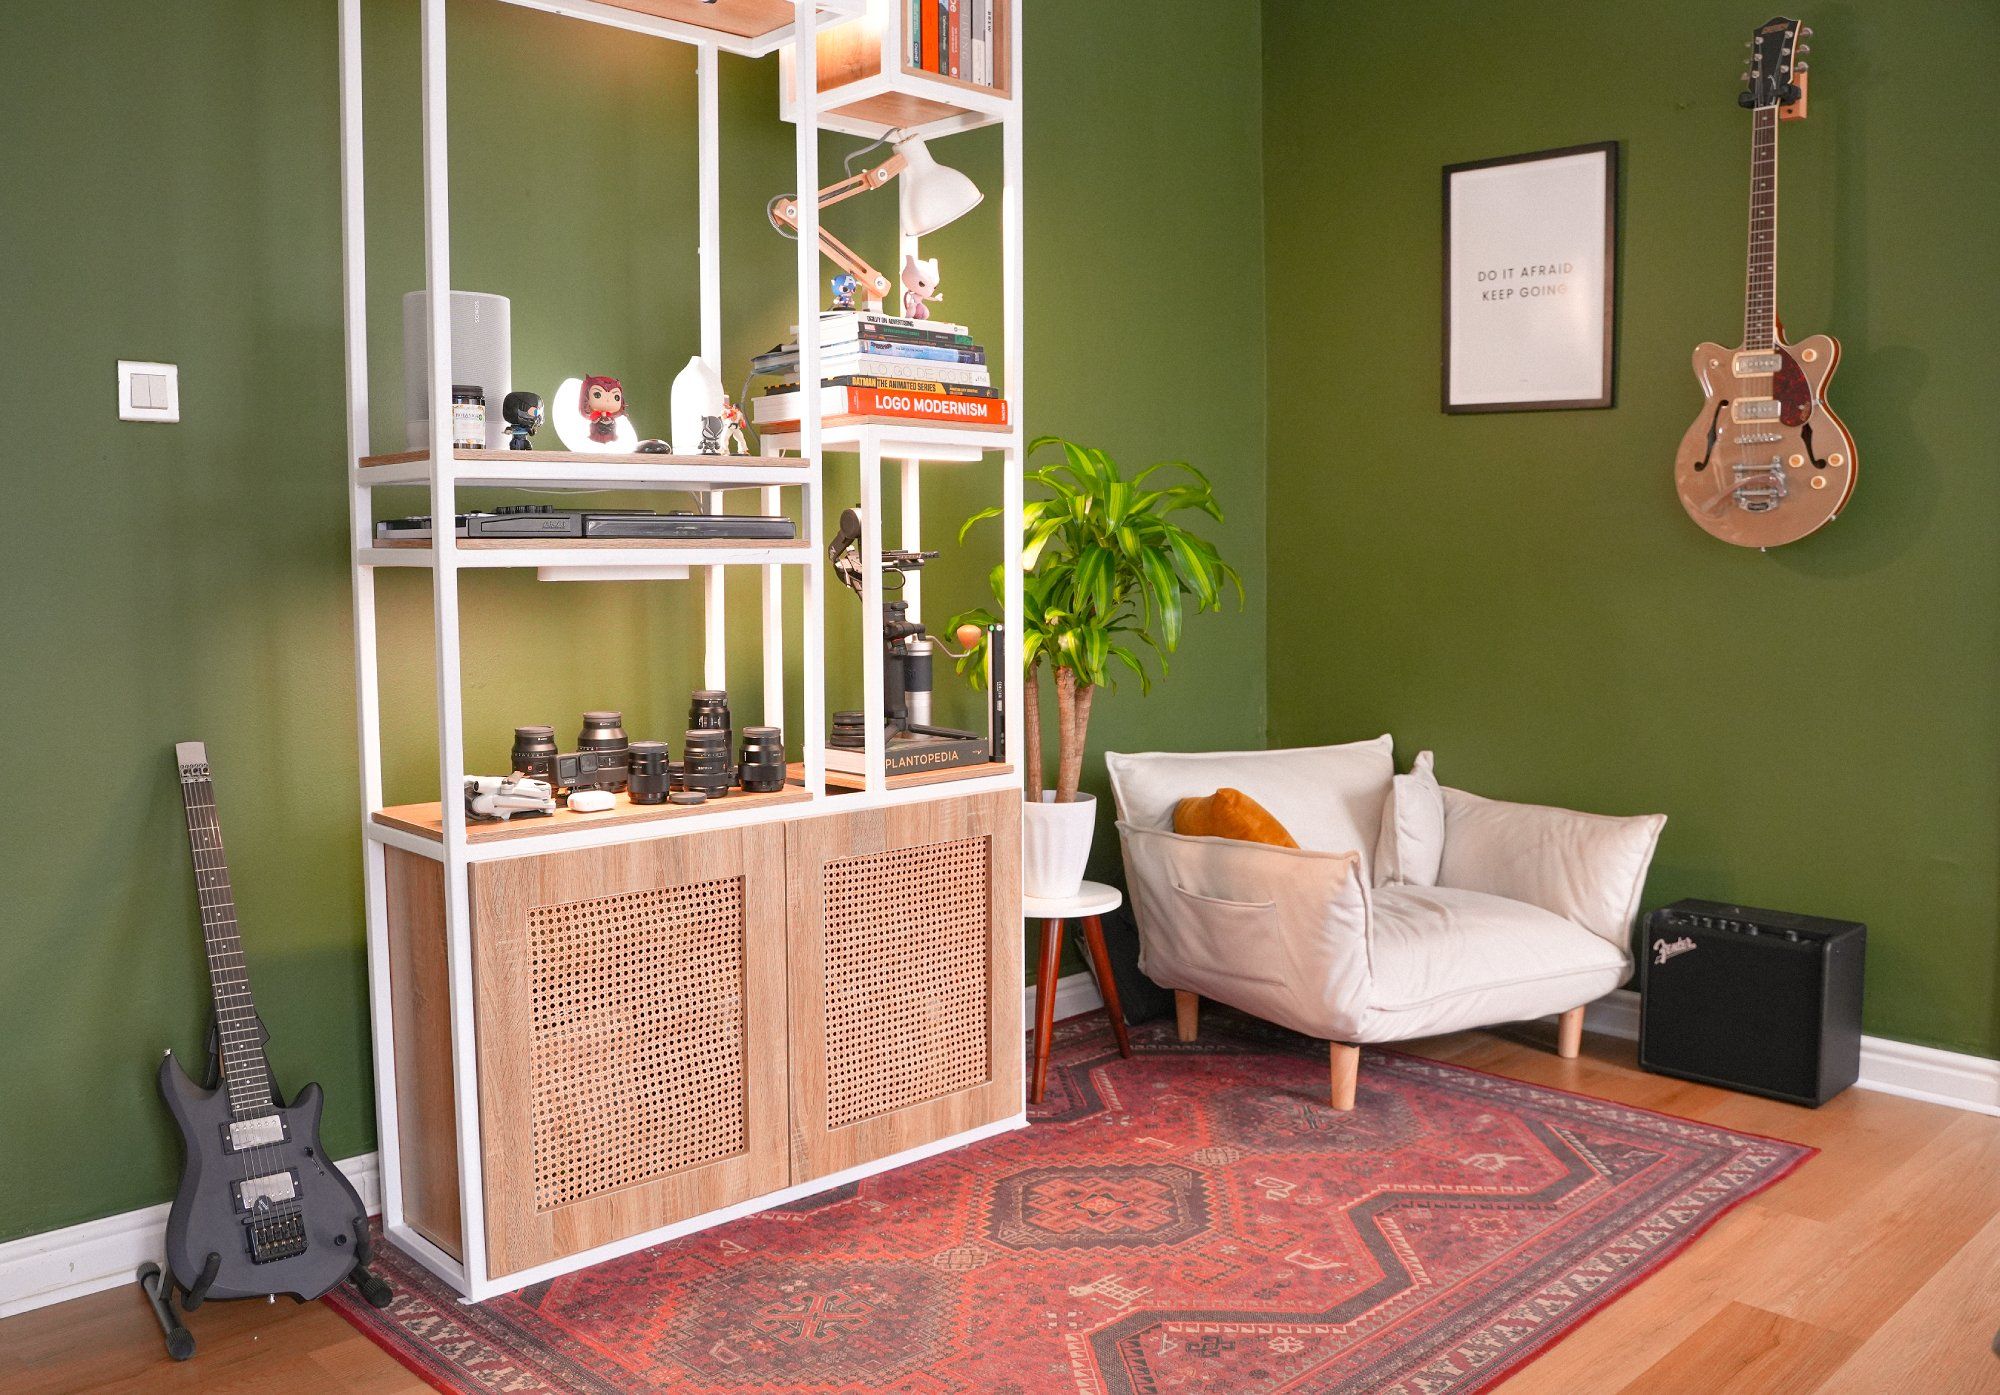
[528,876,747,1211]
[823,837,991,1129]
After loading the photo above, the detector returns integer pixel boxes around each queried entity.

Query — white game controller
[464,774,556,821]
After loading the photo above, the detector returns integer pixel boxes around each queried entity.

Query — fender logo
[1653,936,1698,966]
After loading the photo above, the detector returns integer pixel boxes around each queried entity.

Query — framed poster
[1442,141,1617,413]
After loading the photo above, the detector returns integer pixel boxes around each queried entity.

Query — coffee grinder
[826,506,998,779]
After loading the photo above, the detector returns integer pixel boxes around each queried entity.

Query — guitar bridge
[246,1210,308,1264]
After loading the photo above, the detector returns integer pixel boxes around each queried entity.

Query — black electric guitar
[140,742,387,1360]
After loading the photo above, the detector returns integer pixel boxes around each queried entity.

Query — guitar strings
[182,772,295,1248]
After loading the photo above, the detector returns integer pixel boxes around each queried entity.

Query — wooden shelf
[374,785,813,845]
[358,448,808,492]
[781,3,1013,137]
[486,0,864,54]
[360,536,812,570]
[794,761,1014,793]
[759,416,1012,463]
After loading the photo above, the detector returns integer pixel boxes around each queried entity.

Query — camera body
[554,747,629,794]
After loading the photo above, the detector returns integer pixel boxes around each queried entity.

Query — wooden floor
[5,1024,1999,1394]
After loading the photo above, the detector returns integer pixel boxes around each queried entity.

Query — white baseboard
[8,984,1995,1323]
[1584,988,2000,1116]
[0,1155,379,1321]
[1063,974,2000,1118]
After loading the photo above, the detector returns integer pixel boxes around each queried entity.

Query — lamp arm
[768,153,910,310]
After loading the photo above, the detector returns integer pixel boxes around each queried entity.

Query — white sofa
[1107,737,1665,1109]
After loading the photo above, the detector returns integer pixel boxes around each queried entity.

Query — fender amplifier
[1638,899,1865,1107]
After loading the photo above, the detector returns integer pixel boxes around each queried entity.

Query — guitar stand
[136,1255,212,1362]
[134,1224,391,1364]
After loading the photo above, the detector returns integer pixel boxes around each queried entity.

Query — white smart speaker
[402,290,511,450]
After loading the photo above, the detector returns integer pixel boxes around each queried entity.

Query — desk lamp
[768,134,982,310]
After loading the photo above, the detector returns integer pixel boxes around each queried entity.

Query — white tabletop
[1023,879,1123,921]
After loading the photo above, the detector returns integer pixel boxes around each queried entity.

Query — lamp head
[893,136,982,236]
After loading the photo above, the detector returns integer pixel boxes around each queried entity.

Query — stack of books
[909,0,999,88]
[751,310,1009,433]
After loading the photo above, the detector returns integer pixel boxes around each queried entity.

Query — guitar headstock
[176,740,211,783]
[1739,16,1809,110]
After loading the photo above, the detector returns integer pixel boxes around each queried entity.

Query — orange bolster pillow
[1172,787,1300,848]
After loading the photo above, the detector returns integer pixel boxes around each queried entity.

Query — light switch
[118,360,180,422]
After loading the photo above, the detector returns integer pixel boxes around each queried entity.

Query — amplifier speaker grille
[527,876,748,1211]
[823,837,991,1129]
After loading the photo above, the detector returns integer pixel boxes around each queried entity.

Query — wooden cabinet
[468,824,792,1277]
[785,790,1022,1182]
[381,790,1021,1285]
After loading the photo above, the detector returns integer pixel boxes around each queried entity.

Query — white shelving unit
[338,0,1023,1301]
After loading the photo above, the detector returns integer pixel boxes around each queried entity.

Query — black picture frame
[1442,141,1619,414]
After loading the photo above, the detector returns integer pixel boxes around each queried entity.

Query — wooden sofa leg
[1329,1042,1361,1111]
[1557,1006,1585,1059]
[1174,991,1199,1042]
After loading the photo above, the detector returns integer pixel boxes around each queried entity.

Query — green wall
[1262,1,2000,1058]
[0,0,1266,1242]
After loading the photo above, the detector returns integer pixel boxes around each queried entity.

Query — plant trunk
[1053,668,1093,803]
[1023,660,1043,801]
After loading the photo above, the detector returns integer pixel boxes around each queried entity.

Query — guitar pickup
[221,1113,287,1153]
[1732,352,1783,375]
[233,1169,301,1214]
[1730,397,1782,423]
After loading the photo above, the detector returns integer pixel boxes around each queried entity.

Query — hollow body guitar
[1675,15,1856,549]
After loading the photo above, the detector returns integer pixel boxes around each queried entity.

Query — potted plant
[954,436,1242,898]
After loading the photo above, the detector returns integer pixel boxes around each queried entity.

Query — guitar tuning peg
[1797,44,1811,54]
[1795,62,1809,72]
[1740,72,1751,82]
[1801,26,1813,36]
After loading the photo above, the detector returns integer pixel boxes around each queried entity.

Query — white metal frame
[339,0,1024,1301]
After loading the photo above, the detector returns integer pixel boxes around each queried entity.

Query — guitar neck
[176,748,273,1117]
[1744,103,1779,349]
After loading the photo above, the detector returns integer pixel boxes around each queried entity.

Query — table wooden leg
[1079,915,1132,1059]
[1031,918,1066,1104]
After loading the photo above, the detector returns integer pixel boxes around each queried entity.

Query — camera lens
[830,710,867,750]
[627,740,672,804]
[739,726,786,793]
[511,725,558,782]
[577,711,628,752]
[689,690,731,748]
[681,728,732,798]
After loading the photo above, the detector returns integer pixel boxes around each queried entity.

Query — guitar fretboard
[1744,103,1779,350]
[178,760,273,1118]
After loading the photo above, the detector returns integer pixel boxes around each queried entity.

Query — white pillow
[1436,787,1666,949]
[1374,750,1444,888]
[1104,737,1395,879]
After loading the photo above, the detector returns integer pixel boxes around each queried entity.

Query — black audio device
[1638,898,1865,1107]
[375,505,796,542]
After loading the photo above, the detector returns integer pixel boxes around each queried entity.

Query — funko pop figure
[830,273,858,312]
[900,255,942,321]
[502,391,542,451]
[579,375,626,444]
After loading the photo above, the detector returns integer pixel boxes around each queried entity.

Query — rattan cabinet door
[785,789,1023,1182]
[470,822,789,1280]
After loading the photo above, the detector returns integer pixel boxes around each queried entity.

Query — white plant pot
[1023,792,1096,901]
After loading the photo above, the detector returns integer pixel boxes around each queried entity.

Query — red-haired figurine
[579,376,626,444]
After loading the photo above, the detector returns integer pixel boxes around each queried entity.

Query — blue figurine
[502,391,542,451]
[830,273,857,312]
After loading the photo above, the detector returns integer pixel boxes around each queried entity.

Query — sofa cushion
[1437,788,1666,948]
[1105,737,1394,878]
[1117,823,1372,1041]
[1174,788,1300,848]
[1373,750,1443,888]
[1357,884,1627,1042]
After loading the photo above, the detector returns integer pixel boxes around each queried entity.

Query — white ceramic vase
[1022,791,1096,901]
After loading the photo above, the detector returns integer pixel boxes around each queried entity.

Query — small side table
[1026,880,1132,1104]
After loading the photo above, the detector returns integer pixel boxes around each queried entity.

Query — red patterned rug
[329,1012,1811,1394]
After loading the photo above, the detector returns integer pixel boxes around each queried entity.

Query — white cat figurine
[901,255,942,321]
